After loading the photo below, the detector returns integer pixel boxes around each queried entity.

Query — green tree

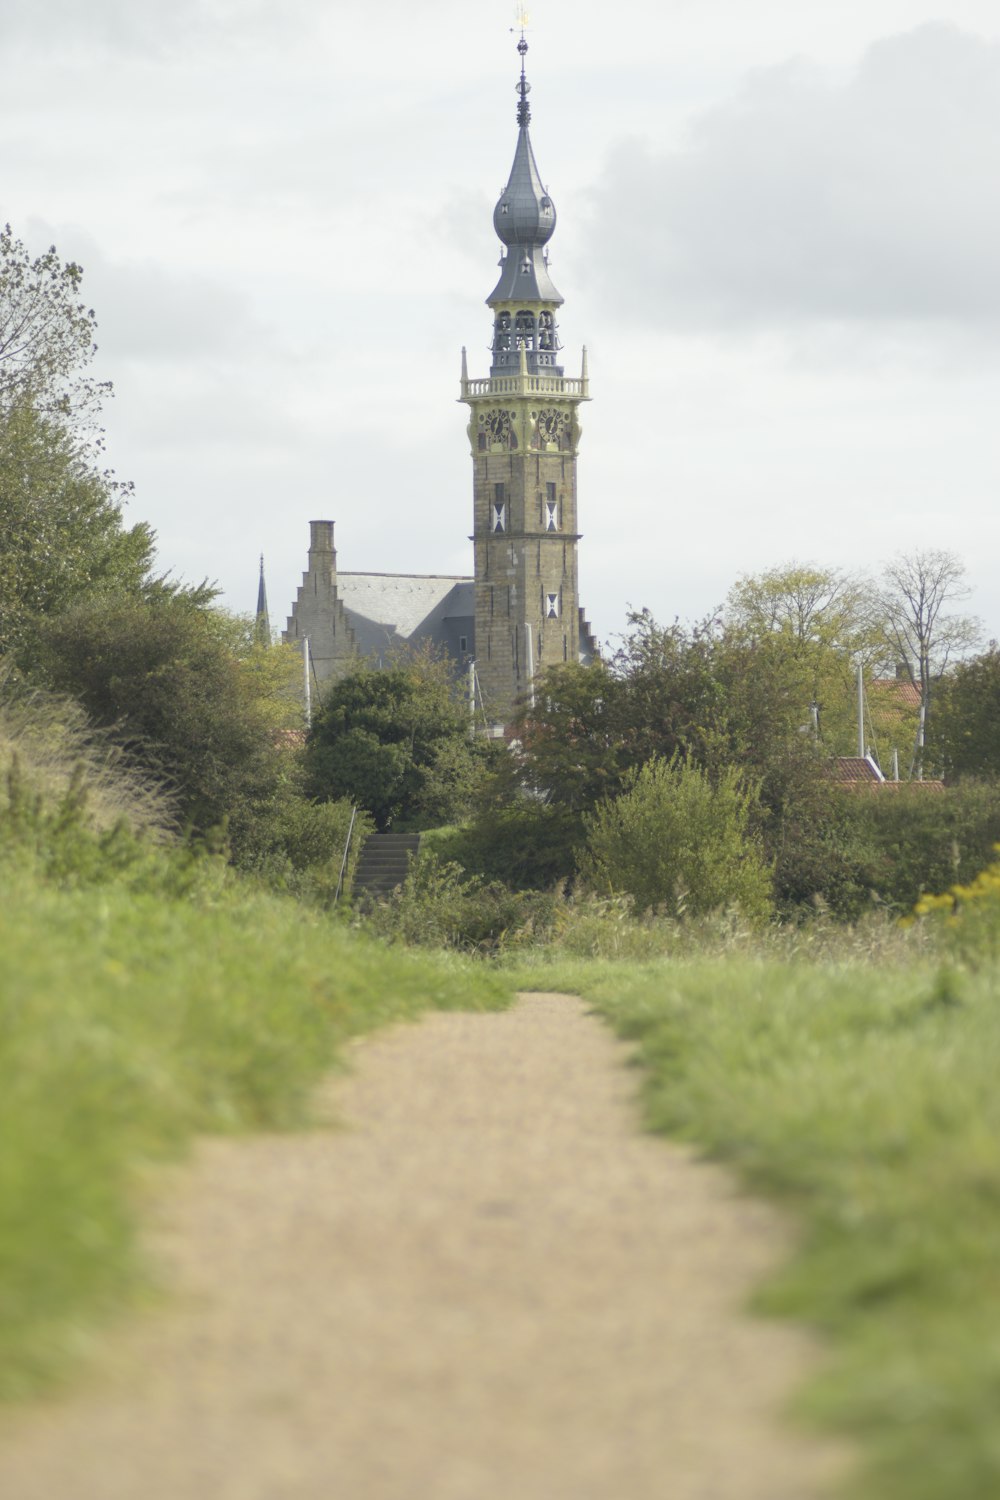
[36,594,300,837]
[305,656,487,831]
[0,405,152,660]
[578,755,773,922]
[725,562,878,753]
[0,224,106,425]
[933,645,1000,780]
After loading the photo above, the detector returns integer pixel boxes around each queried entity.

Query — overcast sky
[4,0,1000,649]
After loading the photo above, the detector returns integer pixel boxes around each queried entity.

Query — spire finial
[512,6,531,128]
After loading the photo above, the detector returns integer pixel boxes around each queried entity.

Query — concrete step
[352,833,422,902]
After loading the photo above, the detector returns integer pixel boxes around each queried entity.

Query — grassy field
[509,945,1000,1500]
[0,874,513,1400]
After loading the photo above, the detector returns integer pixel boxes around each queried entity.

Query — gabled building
[283,34,596,728]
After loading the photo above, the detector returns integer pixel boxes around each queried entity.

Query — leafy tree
[0,405,152,660]
[578,755,773,922]
[877,550,980,779]
[36,594,301,837]
[933,645,1000,780]
[305,656,489,831]
[725,562,878,752]
[0,224,107,425]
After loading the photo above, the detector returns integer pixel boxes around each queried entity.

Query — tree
[0,405,152,661]
[305,656,488,831]
[36,594,301,836]
[726,562,874,652]
[578,755,773,922]
[933,645,1000,780]
[725,562,879,752]
[877,550,980,779]
[0,224,107,425]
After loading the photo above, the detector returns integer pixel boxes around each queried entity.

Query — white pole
[468,658,476,738]
[525,624,535,709]
[857,662,865,759]
[303,636,312,729]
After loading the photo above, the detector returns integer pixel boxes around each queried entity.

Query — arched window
[514,310,535,350]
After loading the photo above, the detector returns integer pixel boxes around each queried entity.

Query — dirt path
[0,993,845,1499]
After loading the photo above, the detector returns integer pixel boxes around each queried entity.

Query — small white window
[546,592,559,619]
[493,502,506,533]
[545,500,558,531]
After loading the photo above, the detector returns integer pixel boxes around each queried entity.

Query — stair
[351,832,421,903]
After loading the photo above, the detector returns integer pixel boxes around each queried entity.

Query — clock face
[477,408,518,451]
[531,407,570,450]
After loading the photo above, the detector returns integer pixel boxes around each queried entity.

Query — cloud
[585,25,1000,332]
[0,0,316,57]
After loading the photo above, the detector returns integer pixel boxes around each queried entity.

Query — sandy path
[0,993,844,1499]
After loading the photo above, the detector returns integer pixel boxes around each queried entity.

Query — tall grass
[509,944,1000,1500]
[0,675,175,841]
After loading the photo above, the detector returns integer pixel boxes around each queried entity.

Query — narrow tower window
[546,592,560,620]
[545,500,558,531]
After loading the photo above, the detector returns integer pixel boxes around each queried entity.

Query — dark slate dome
[493,126,557,248]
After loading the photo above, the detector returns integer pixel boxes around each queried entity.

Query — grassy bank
[0,875,512,1400]
[510,948,1000,1500]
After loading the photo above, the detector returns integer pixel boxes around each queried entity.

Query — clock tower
[460,34,591,730]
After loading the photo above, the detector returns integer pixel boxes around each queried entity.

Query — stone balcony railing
[460,372,590,401]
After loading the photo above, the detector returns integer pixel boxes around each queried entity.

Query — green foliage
[579,755,774,922]
[0,406,152,661]
[848,782,1000,912]
[0,674,174,840]
[933,645,1000,780]
[232,791,374,906]
[0,869,512,1400]
[531,953,1000,1500]
[306,657,488,831]
[436,800,584,889]
[910,844,1000,967]
[0,224,105,424]
[362,850,558,952]
[36,595,298,837]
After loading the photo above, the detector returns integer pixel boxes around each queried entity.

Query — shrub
[361,851,559,952]
[231,792,373,906]
[910,844,1000,968]
[578,755,774,923]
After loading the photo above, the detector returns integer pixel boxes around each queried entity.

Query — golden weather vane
[512,5,530,35]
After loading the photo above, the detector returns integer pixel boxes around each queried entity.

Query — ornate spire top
[516,34,531,128]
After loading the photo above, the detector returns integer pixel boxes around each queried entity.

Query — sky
[4,0,1000,651]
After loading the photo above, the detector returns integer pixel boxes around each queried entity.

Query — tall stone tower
[460,35,590,729]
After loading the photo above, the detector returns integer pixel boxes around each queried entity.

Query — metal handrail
[334,805,358,906]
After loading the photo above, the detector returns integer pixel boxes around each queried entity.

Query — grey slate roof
[337,573,474,659]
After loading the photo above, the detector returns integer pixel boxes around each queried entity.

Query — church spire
[255,553,271,646]
[487,31,563,346]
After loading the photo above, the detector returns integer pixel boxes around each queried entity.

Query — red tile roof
[871,677,922,709]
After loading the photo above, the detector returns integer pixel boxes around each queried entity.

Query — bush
[231,792,373,906]
[437,800,583,889]
[361,851,560,952]
[36,595,300,837]
[911,844,1000,968]
[578,755,774,923]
